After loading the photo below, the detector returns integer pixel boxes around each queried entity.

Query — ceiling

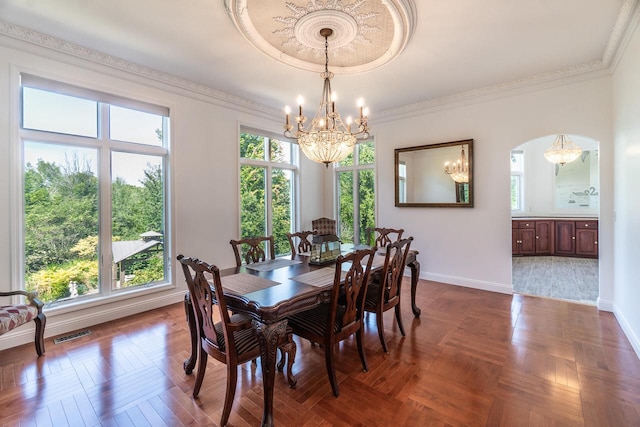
[0,0,634,119]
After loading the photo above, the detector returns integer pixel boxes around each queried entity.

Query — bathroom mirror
[395,139,474,207]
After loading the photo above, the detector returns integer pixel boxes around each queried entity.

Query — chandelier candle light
[284,28,370,167]
[444,145,469,183]
[543,134,582,165]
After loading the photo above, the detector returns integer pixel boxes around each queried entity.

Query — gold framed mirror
[395,139,474,207]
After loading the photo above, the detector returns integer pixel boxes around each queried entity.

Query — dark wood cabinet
[534,220,553,254]
[554,221,576,255]
[513,218,598,258]
[575,221,598,257]
[512,220,551,255]
[513,221,535,255]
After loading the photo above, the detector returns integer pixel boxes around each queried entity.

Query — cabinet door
[513,221,535,255]
[555,221,575,255]
[519,228,536,255]
[576,221,598,257]
[535,220,552,254]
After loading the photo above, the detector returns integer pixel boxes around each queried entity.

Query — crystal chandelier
[543,134,582,165]
[284,28,370,167]
[444,146,469,183]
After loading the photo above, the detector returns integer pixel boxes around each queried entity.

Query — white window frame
[511,150,524,212]
[238,127,299,256]
[12,73,172,310]
[334,140,376,245]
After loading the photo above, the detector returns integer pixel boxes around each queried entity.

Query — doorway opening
[510,135,600,305]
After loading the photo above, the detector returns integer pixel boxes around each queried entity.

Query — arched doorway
[510,134,600,304]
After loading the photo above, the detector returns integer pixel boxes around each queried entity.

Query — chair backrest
[287,231,314,256]
[177,255,231,353]
[366,227,404,248]
[312,217,337,236]
[379,237,413,302]
[229,236,275,267]
[329,247,376,334]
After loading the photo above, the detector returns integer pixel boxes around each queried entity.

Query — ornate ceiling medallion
[224,0,416,74]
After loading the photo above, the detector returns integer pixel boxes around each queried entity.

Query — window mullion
[99,103,113,297]
[266,165,273,240]
[353,170,360,244]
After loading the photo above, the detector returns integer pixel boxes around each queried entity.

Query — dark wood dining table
[182,248,420,427]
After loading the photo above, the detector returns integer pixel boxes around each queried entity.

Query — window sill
[42,282,176,317]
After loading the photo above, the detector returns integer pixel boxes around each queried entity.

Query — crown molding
[375,60,608,123]
[603,0,639,66]
[0,20,283,118]
[609,0,640,72]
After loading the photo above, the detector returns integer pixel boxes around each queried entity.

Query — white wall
[612,15,640,356]
[0,37,324,350]
[374,76,614,305]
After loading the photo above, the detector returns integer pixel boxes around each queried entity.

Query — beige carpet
[512,256,599,305]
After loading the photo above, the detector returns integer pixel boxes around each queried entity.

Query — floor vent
[53,330,92,344]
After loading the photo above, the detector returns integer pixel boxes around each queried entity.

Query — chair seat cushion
[0,304,38,335]
[288,304,345,337]
[364,283,382,309]
[206,313,260,356]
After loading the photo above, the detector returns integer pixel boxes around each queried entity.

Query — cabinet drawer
[518,221,535,229]
[576,221,597,229]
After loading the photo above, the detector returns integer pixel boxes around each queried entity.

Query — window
[398,161,407,203]
[239,128,298,258]
[335,141,375,245]
[511,150,524,211]
[20,75,170,307]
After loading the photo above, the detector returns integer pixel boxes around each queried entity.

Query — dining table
[182,246,420,427]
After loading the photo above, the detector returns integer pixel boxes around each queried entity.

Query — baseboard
[422,272,513,295]
[0,291,185,352]
[597,297,614,312]
[612,304,640,360]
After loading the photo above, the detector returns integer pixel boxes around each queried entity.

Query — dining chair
[229,236,275,267]
[364,237,413,353]
[311,217,337,236]
[287,247,376,397]
[177,255,297,426]
[366,227,404,248]
[286,230,314,256]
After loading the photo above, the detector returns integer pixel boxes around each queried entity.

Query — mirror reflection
[395,139,474,207]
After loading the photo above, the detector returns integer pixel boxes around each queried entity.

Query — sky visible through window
[23,88,165,186]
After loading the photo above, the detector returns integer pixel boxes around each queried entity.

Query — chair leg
[356,328,368,373]
[285,339,297,388]
[277,347,285,372]
[221,363,238,427]
[324,343,339,397]
[34,313,46,357]
[395,303,406,336]
[375,309,388,353]
[192,347,208,398]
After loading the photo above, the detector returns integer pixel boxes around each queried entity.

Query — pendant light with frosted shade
[544,134,582,165]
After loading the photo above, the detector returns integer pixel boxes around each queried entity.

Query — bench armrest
[0,290,43,311]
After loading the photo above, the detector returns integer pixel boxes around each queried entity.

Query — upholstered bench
[0,290,46,356]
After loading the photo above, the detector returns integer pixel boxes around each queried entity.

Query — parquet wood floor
[1,280,639,426]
